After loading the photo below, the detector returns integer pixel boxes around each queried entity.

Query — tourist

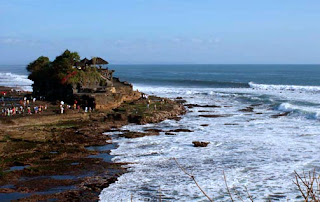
[34,106,39,114]
[74,100,77,110]
[60,104,64,114]
[27,106,31,114]
[147,99,150,109]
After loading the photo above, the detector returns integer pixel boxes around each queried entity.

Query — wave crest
[249,82,320,93]
[0,72,33,91]
[277,102,320,119]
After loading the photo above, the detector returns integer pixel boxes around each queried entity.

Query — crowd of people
[1,96,48,117]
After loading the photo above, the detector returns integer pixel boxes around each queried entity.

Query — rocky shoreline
[0,92,186,201]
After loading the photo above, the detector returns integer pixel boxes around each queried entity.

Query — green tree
[52,50,80,73]
[51,49,80,81]
[26,56,50,81]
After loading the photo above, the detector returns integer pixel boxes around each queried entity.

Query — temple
[30,54,141,110]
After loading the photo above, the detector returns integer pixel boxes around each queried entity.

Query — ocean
[1,64,320,201]
[0,65,32,91]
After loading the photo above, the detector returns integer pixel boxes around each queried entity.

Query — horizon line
[1,63,320,66]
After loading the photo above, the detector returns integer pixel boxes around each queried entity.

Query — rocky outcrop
[192,141,210,147]
[0,95,186,201]
[94,90,141,110]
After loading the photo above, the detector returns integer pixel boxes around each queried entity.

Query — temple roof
[91,57,109,65]
[74,57,109,67]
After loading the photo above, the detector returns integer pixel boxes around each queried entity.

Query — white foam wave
[249,82,320,93]
[100,84,320,201]
[278,103,320,119]
[0,72,33,91]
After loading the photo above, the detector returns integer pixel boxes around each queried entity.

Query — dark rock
[224,123,239,125]
[13,161,25,166]
[192,141,210,147]
[175,99,187,104]
[199,114,232,118]
[200,124,209,127]
[250,104,262,107]
[169,116,182,121]
[165,132,176,136]
[271,112,290,118]
[167,129,193,132]
[128,115,142,123]
[239,107,254,112]
[176,97,183,99]
[119,131,159,138]
[184,104,221,108]
[145,129,163,133]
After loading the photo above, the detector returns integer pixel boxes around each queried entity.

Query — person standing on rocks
[147,99,150,109]
[60,101,64,114]
[74,100,77,110]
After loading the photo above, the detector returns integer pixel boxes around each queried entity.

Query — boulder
[192,141,210,147]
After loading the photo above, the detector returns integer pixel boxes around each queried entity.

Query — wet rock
[0,94,187,201]
[175,100,187,104]
[167,129,193,132]
[199,114,232,118]
[128,115,143,123]
[250,104,262,107]
[13,161,25,166]
[271,112,290,118]
[175,97,186,104]
[0,188,15,193]
[169,116,182,121]
[184,104,220,109]
[145,129,163,133]
[239,107,254,112]
[165,132,176,136]
[119,131,159,138]
[192,141,210,147]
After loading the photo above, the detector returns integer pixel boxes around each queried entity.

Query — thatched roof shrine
[91,57,109,65]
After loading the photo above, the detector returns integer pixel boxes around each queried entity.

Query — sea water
[1,64,320,201]
[0,65,33,91]
[100,65,320,201]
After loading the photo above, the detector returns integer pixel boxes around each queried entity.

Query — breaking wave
[249,82,320,93]
[277,102,320,119]
[0,72,33,91]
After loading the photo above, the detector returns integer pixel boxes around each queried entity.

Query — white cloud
[191,38,204,43]
[0,37,21,45]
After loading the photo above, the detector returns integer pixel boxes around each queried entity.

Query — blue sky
[0,0,320,64]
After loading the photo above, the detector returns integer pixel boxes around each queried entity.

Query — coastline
[0,86,186,201]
